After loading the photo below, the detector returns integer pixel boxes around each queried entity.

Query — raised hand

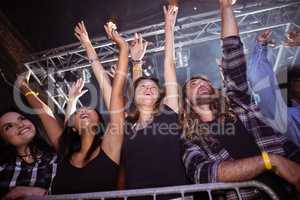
[68,78,88,101]
[104,22,128,47]
[130,33,148,61]
[106,64,117,78]
[256,29,272,43]
[284,31,300,47]
[163,5,178,29]
[74,21,91,47]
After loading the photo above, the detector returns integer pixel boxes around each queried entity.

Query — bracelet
[132,65,143,73]
[89,58,100,64]
[262,151,272,170]
[25,91,39,97]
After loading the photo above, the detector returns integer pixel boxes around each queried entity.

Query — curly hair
[180,75,236,142]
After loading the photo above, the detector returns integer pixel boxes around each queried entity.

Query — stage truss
[23,1,300,113]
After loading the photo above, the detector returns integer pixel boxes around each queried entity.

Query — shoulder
[158,104,179,118]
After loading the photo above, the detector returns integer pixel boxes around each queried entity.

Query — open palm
[74,21,91,46]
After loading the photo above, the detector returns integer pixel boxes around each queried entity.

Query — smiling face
[0,112,36,148]
[134,79,160,107]
[185,77,214,106]
[73,107,101,132]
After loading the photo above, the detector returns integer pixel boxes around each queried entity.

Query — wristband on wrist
[25,91,39,97]
[262,151,272,170]
[132,65,143,73]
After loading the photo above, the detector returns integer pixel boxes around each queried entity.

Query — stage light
[82,69,92,83]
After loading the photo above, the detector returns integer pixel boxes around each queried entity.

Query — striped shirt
[181,36,300,200]
[0,152,57,197]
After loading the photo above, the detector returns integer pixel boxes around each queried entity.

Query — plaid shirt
[0,152,57,197]
[181,36,300,200]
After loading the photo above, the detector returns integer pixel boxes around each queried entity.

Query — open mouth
[144,90,153,96]
[80,113,89,119]
[197,86,210,95]
[18,127,32,136]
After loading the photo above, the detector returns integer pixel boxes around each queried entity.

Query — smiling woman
[50,21,128,195]
[0,108,57,199]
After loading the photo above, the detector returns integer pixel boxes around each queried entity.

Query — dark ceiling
[0,0,252,52]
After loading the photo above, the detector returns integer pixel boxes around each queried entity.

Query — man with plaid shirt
[180,0,300,199]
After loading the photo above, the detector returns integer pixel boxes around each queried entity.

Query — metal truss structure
[24,1,300,113]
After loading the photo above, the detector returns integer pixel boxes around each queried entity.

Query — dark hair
[58,109,105,162]
[0,107,53,164]
[127,76,165,122]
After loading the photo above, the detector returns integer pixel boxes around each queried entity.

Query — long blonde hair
[180,75,235,142]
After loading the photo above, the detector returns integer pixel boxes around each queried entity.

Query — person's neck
[137,105,155,123]
[192,104,215,122]
[16,144,31,157]
[78,128,96,156]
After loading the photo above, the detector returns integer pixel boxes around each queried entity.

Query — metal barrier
[24,181,279,200]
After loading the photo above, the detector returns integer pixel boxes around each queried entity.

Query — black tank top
[122,105,190,190]
[52,149,118,194]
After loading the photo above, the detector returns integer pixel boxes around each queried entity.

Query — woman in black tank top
[121,5,190,191]
[51,21,129,194]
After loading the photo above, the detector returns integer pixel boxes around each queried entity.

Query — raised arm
[247,30,292,137]
[74,21,112,109]
[130,33,148,82]
[163,5,179,113]
[219,0,249,96]
[16,73,63,151]
[64,78,88,122]
[101,23,129,164]
[220,0,238,38]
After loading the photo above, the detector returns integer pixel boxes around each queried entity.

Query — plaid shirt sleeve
[222,36,249,95]
[181,138,221,183]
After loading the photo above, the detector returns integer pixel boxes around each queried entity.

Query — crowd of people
[1,0,300,199]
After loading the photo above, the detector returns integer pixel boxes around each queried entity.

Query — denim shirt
[247,41,300,147]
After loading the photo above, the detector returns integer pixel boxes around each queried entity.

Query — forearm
[65,98,77,122]
[109,43,129,113]
[222,36,248,93]
[164,24,179,111]
[21,85,62,150]
[220,0,239,38]
[164,24,175,66]
[84,42,112,109]
[102,44,128,164]
[21,85,54,117]
[218,156,266,182]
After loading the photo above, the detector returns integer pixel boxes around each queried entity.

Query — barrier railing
[24,181,279,200]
